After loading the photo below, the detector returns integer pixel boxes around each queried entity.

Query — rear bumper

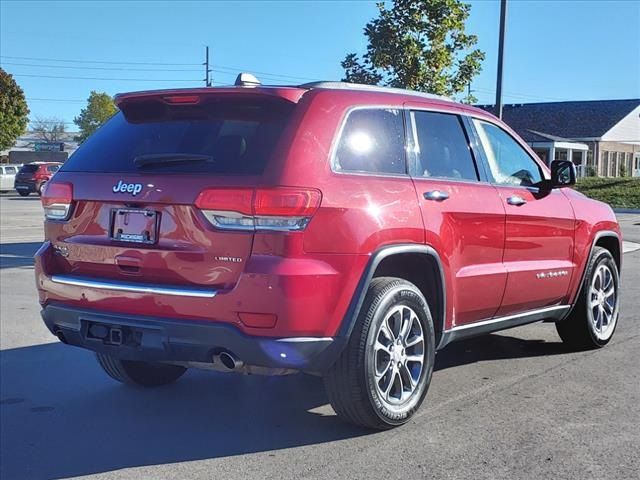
[14,181,38,193]
[42,303,346,373]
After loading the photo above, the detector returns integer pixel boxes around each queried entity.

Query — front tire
[17,190,29,197]
[556,246,620,350]
[96,353,187,387]
[324,277,435,429]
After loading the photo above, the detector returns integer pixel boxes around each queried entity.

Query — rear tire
[17,190,29,197]
[37,181,47,196]
[556,246,620,350]
[324,277,435,430]
[96,353,186,387]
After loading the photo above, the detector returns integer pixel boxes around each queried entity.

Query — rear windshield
[61,97,295,174]
[19,164,39,173]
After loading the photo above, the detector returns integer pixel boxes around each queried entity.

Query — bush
[574,177,640,209]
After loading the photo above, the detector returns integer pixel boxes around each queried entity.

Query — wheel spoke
[399,363,417,389]
[376,359,392,380]
[375,340,391,355]
[405,335,424,348]
[405,354,424,365]
[399,308,412,341]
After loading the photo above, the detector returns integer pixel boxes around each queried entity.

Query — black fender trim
[336,244,447,346]
[559,230,621,322]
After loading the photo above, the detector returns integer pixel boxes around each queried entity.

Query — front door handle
[424,190,449,201]
[507,195,527,206]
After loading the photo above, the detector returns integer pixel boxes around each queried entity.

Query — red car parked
[15,162,62,196]
[36,77,622,429]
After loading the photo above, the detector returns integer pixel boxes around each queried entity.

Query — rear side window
[5,166,16,174]
[473,119,543,186]
[410,111,478,181]
[19,164,39,174]
[47,165,60,173]
[61,98,295,174]
[334,108,406,175]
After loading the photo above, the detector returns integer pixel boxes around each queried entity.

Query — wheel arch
[337,244,447,349]
[563,229,621,320]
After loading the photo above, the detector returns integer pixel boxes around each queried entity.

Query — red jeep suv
[36,79,622,429]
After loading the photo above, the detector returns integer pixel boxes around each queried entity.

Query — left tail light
[41,182,73,220]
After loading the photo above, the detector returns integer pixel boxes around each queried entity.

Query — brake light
[41,182,73,220]
[163,95,201,105]
[195,187,322,231]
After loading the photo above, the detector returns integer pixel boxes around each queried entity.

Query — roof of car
[115,79,465,109]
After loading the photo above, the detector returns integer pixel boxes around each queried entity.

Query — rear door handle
[424,190,449,201]
[507,195,527,206]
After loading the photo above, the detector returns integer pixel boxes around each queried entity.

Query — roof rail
[298,81,453,102]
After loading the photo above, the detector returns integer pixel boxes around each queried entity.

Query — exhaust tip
[55,330,68,344]
[218,351,242,371]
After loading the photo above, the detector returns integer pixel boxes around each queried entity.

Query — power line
[1,54,318,83]
[0,55,201,66]
[1,61,202,73]
[13,73,202,82]
[27,97,86,103]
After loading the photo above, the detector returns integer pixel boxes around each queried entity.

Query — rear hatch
[15,164,39,183]
[44,91,300,290]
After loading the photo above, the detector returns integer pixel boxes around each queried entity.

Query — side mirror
[550,160,576,188]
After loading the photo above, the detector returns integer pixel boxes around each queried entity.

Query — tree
[342,0,485,103]
[0,68,30,151]
[74,91,117,143]
[32,116,66,143]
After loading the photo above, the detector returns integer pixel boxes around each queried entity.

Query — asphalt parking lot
[1,193,639,480]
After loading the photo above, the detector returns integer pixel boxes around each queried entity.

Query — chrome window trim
[469,116,550,184]
[51,274,218,298]
[329,104,410,178]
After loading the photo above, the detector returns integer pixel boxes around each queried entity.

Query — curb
[614,208,640,214]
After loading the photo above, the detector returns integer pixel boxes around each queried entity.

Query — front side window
[473,119,543,187]
[334,108,406,175]
[5,166,16,174]
[410,111,478,181]
[47,165,60,173]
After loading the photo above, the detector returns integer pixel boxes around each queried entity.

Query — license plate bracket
[111,208,158,244]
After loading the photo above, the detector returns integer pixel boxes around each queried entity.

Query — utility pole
[204,46,212,87]
[495,0,507,118]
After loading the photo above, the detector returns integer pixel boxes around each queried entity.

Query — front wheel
[96,353,187,387]
[556,246,620,350]
[324,277,435,429]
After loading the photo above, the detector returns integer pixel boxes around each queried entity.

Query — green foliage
[342,0,485,103]
[575,177,640,209]
[74,91,117,143]
[0,68,30,151]
[585,165,597,177]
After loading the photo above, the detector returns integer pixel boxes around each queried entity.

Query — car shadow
[434,331,569,371]
[1,331,570,479]
[0,242,41,269]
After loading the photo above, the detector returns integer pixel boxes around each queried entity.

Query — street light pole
[495,0,508,119]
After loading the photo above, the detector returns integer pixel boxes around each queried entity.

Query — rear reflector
[41,182,73,220]
[195,187,321,232]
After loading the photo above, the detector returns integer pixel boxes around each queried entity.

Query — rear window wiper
[134,153,214,169]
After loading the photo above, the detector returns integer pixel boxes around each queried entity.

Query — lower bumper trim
[41,304,345,373]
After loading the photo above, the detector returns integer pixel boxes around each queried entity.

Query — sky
[1,0,639,130]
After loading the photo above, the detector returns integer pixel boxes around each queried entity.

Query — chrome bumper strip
[50,275,218,298]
